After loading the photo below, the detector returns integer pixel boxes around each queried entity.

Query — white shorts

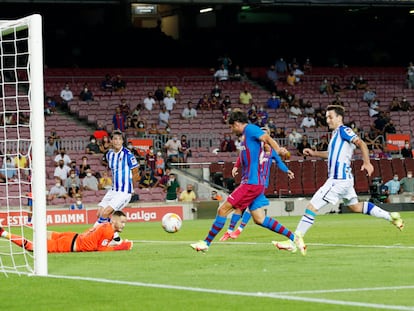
[98,190,132,211]
[310,178,358,210]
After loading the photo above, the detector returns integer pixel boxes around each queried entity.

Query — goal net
[0,14,47,276]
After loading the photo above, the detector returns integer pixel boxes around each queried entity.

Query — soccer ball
[161,213,182,233]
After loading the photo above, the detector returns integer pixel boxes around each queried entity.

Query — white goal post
[0,14,47,276]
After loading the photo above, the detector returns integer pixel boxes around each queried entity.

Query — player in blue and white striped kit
[94,130,140,232]
[275,105,404,255]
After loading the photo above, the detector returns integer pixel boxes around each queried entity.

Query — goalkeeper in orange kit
[0,211,133,252]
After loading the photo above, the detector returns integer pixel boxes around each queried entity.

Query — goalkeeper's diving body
[0,211,133,252]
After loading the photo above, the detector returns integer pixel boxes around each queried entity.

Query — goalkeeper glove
[113,239,133,251]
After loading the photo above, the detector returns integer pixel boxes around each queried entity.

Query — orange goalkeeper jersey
[47,223,116,253]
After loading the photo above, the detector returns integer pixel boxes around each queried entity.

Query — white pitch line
[43,274,414,311]
[135,240,414,249]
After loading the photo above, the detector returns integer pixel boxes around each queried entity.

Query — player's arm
[303,148,328,159]
[260,133,287,155]
[131,167,140,184]
[352,136,374,176]
[232,156,241,177]
[272,150,294,179]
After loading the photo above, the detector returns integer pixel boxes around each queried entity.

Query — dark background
[1,1,414,68]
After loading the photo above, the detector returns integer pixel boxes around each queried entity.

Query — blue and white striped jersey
[106,147,139,193]
[327,125,357,180]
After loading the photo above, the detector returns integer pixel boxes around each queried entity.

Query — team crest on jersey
[131,155,138,165]
[344,127,355,137]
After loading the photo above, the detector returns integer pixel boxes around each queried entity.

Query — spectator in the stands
[296,135,312,159]
[363,132,382,151]
[257,105,269,127]
[155,151,165,177]
[289,100,303,120]
[60,82,73,110]
[363,87,377,104]
[179,135,192,162]
[214,64,229,82]
[197,93,211,111]
[288,128,302,146]
[45,97,57,114]
[400,96,411,111]
[181,101,197,121]
[317,135,329,151]
[220,95,232,113]
[100,74,114,93]
[319,77,333,95]
[356,75,368,90]
[53,159,70,184]
[266,64,278,92]
[401,140,413,158]
[164,134,181,164]
[98,170,112,190]
[65,169,81,198]
[211,84,222,100]
[154,85,164,108]
[112,106,127,132]
[275,57,288,74]
[143,91,156,113]
[119,98,131,116]
[79,156,91,179]
[267,92,281,110]
[47,176,69,203]
[179,184,197,202]
[85,135,101,154]
[131,103,144,118]
[163,91,176,113]
[384,174,401,195]
[79,83,94,102]
[315,109,328,129]
[300,113,316,131]
[82,168,99,191]
[54,148,71,166]
[45,136,58,156]
[389,96,401,111]
[407,62,414,89]
[239,87,253,106]
[0,157,17,180]
[165,80,180,99]
[246,104,258,125]
[138,169,159,189]
[286,71,296,86]
[158,105,170,128]
[230,64,244,81]
[113,75,126,93]
[220,134,237,152]
[93,122,109,140]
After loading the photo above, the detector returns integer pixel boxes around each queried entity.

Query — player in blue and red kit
[190,111,306,254]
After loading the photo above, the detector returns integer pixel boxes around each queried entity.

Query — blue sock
[228,213,241,231]
[94,216,110,227]
[239,210,252,230]
[205,215,227,246]
[261,216,294,240]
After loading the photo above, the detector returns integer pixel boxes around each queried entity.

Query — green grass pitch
[1,212,414,311]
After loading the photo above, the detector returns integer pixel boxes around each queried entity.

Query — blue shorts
[249,192,269,211]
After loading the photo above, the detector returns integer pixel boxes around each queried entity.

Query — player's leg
[348,201,404,231]
[230,209,252,239]
[191,184,263,252]
[219,208,242,241]
[0,223,33,251]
